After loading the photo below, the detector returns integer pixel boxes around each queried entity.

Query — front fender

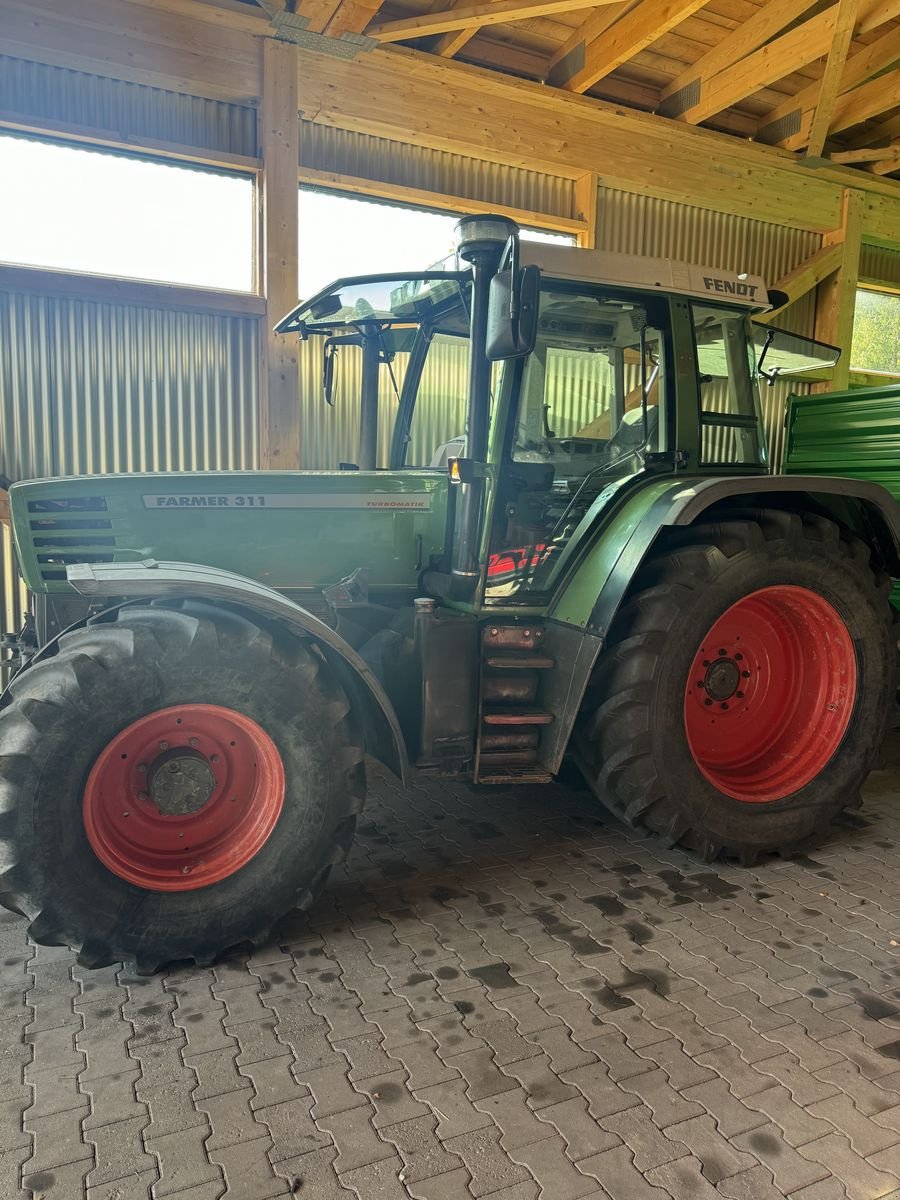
[65,559,408,783]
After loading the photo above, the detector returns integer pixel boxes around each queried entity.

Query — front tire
[0,602,365,971]
[576,509,895,863]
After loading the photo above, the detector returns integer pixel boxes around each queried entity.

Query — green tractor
[1,215,898,971]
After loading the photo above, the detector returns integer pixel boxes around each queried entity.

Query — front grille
[23,497,129,582]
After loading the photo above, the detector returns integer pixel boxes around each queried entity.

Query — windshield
[276,273,470,335]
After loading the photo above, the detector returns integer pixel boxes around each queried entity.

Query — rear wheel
[0,602,365,971]
[576,509,895,862]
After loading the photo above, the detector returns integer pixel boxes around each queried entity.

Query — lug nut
[139,791,149,801]
[210,754,219,764]
[736,690,744,699]
[696,680,705,688]
[718,648,727,656]
[182,866,191,874]
[137,763,147,773]
[703,659,710,667]
[159,741,169,751]
[721,702,729,710]
[742,670,750,678]
[189,737,199,747]
[122,812,129,818]
[704,699,713,707]
[735,652,743,661]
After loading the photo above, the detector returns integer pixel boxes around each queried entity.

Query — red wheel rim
[83,704,284,891]
[683,585,857,803]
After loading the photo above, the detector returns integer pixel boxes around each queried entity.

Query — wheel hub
[149,752,216,816]
[703,656,741,702]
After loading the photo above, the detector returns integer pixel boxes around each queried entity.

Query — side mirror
[486,264,540,361]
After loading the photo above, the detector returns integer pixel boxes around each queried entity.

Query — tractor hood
[9,471,448,597]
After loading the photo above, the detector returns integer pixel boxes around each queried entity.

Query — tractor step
[479,748,539,766]
[483,707,554,726]
[485,653,555,670]
[478,763,554,784]
[482,625,546,651]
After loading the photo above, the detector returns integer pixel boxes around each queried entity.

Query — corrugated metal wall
[0,55,257,157]
[300,123,576,221]
[860,244,900,289]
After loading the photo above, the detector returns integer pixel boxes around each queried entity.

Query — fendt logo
[703,276,759,300]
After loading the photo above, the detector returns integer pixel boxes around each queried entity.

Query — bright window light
[852,289,900,374]
[298,189,576,297]
[0,134,255,292]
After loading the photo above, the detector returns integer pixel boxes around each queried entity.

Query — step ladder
[476,623,555,784]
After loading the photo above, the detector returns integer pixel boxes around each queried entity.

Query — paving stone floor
[8,750,900,1199]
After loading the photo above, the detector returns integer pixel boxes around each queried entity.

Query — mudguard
[540,473,900,773]
[64,559,408,782]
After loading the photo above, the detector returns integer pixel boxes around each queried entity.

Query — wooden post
[814,188,865,392]
[259,38,301,470]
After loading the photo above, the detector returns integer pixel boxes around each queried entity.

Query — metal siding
[860,245,900,289]
[0,287,259,661]
[0,55,257,157]
[300,122,575,219]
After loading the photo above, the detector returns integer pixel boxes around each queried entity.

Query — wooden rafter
[830,143,900,163]
[545,0,634,81]
[756,19,900,147]
[367,0,619,43]
[869,144,900,174]
[806,0,860,157]
[842,111,900,150]
[658,0,819,114]
[551,0,710,93]
[754,241,845,323]
[674,6,844,126]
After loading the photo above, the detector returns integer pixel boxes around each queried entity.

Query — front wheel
[576,509,896,863]
[0,602,365,971]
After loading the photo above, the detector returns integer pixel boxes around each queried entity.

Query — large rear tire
[576,509,895,863]
[0,602,365,971]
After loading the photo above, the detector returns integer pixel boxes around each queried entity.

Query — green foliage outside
[852,289,900,373]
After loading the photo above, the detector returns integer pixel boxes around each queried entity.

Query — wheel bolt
[137,763,147,773]
[122,812,129,818]
[703,659,710,667]
[178,832,184,838]
[159,741,169,750]
[139,791,149,801]
[704,699,713,707]
[742,670,750,678]
[736,690,744,699]
[189,737,199,747]
[721,702,729,710]
[718,648,727,656]
[696,680,705,688]
[210,754,219,764]
[182,866,191,874]
[735,653,743,661]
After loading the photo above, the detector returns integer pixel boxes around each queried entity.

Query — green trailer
[2,215,898,971]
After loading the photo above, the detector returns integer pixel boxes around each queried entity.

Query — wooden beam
[574,172,598,248]
[754,241,845,323]
[675,6,842,125]
[830,143,900,163]
[259,39,301,471]
[298,165,589,234]
[843,111,900,149]
[870,147,900,175]
[554,0,710,92]
[367,0,616,43]
[295,42,900,244]
[806,0,860,157]
[546,0,633,76]
[658,0,818,113]
[814,188,865,389]
[756,19,900,147]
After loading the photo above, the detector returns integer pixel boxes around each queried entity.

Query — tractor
[1,214,898,972]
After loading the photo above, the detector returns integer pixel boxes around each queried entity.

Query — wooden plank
[556,0,710,92]
[843,111,900,149]
[0,0,262,102]
[574,172,598,248]
[325,0,389,34]
[676,6,841,125]
[659,0,818,109]
[756,19,900,146]
[754,241,845,323]
[870,148,900,175]
[259,39,301,471]
[806,0,860,157]
[0,262,266,315]
[0,111,262,172]
[368,0,618,43]
[830,143,900,163]
[298,165,588,233]
[814,188,865,390]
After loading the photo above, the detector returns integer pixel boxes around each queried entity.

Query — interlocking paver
[443,1125,532,1198]
[798,1132,900,1199]
[146,1124,222,1197]
[508,1136,598,1200]
[85,1116,158,1188]
[732,1123,831,1193]
[578,1144,671,1199]
[599,1104,688,1171]
[473,1088,556,1150]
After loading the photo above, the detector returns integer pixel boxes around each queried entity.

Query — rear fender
[540,474,900,773]
[61,559,408,782]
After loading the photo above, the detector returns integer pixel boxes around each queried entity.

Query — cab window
[693,304,766,466]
